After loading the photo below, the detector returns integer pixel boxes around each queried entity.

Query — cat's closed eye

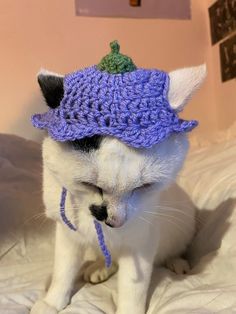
[133,183,154,191]
[81,181,103,195]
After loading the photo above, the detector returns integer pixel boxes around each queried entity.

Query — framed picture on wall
[209,0,236,45]
[75,0,191,19]
[220,33,236,82]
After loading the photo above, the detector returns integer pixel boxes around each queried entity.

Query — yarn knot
[110,40,120,54]
[97,40,137,74]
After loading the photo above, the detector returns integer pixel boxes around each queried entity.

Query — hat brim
[32,112,198,148]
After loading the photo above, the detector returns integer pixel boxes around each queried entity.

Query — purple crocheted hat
[32,41,198,148]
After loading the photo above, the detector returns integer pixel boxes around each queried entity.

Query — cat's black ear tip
[37,68,52,83]
[37,69,64,87]
[37,71,45,85]
[37,73,47,91]
[37,69,64,109]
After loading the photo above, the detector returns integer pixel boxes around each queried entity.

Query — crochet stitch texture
[32,42,198,148]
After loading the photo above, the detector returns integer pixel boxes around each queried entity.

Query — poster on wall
[209,0,236,45]
[220,33,236,82]
[75,0,191,19]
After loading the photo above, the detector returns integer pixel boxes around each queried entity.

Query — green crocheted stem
[97,40,137,74]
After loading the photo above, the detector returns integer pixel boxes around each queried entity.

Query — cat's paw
[166,257,190,275]
[83,260,118,284]
[30,300,58,314]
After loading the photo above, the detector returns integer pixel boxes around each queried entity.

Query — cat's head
[39,65,206,228]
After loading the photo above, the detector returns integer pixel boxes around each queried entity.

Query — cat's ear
[37,69,64,109]
[168,64,207,112]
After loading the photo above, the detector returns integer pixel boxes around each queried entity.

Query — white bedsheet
[0,134,235,314]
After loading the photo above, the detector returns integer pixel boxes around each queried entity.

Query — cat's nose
[89,204,108,221]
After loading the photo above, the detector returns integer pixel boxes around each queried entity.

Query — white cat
[31,64,206,314]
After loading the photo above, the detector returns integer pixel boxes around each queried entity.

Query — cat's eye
[133,183,154,191]
[81,181,103,195]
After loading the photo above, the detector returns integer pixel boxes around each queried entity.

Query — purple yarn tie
[60,187,77,231]
[94,220,112,268]
[59,187,112,268]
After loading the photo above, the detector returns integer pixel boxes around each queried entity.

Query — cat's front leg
[31,222,83,314]
[116,250,154,314]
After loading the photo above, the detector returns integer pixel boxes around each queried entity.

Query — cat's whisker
[155,215,190,238]
[38,216,48,232]
[129,203,197,223]
[143,208,203,225]
[144,205,204,225]
[165,211,200,226]
[138,216,152,225]
[22,212,46,226]
[159,199,195,206]
[161,208,204,225]
[143,211,193,232]
[151,204,191,211]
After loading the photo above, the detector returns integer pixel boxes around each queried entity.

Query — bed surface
[0,134,236,314]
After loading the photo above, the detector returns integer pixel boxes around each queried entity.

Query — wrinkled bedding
[0,134,236,314]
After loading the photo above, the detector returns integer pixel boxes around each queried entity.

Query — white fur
[168,64,207,112]
[31,65,206,314]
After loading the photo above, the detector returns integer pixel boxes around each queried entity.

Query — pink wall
[0,0,219,141]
